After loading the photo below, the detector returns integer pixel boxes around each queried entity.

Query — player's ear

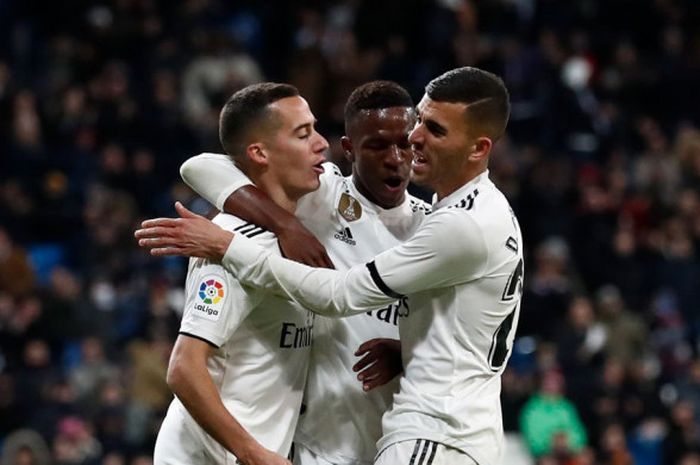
[467,136,492,163]
[245,142,268,167]
[341,136,355,163]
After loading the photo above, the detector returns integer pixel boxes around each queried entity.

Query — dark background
[1,1,699,464]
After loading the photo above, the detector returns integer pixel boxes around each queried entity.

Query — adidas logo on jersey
[333,227,356,245]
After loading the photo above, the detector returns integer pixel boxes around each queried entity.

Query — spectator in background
[0,429,52,465]
[676,358,700,428]
[555,296,606,408]
[52,416,102,465]
[663,400,700,465]
[520,369,588,459]
[521,237,575,340]
[182,33,263,136]
[0,227,35,298]
[68,337,119,408]
[598,422,634,465]
[596,285,647,365]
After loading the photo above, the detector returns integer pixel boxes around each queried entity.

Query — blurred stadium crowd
[1,0,700,464]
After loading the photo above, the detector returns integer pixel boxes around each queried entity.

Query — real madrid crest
[338,193,362,222]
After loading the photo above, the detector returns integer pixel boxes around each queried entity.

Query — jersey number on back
[488,257,523,371]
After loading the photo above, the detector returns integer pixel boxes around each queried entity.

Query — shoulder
[444,182,517,239]
[417,208,488,261]
[317,161,346,189]
[213,213,278,249]
[322,161,344,178]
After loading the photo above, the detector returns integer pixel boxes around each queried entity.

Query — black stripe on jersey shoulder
[179,331,220,348]
[409,440,423,465]
[417,440,431,465]
[246,228,267,238]
[366,261,404,299]
[426,441,438,465]
[233,221,269,238]
[447,188,479,211]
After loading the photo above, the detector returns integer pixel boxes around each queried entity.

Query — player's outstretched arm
[136,203,488,318]
[353,338,403,392]
[167,335,291,465]
[135,203,393,315]
[181,153,333,268]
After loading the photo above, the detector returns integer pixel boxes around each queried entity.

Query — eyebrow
[293,120,317,133]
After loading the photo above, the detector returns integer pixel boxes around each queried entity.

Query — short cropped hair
[219,82,299,157]
[426,67,510,141]
[344,81,414,133]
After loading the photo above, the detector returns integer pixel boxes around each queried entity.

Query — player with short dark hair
[153,82,328,465]
[218,83,300,160]
[139,67,523,465]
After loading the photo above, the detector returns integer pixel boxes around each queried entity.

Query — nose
[384,145,408,168]
[408,124,423,147]
[313,132,329,153]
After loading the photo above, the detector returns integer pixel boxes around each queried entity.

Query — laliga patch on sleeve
[192,275,226,321]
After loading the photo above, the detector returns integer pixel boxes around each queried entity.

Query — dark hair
[426,67,510,140]
[344,81,414,133]
[219,82,299,157]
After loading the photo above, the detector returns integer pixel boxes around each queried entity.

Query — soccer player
[139,67,523,465]
[177,81,431,465]
[152,82,328,465]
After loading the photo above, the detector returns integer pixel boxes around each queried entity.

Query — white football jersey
[180,154,430,464]
[222,171,524,465]
[155,213,312,464]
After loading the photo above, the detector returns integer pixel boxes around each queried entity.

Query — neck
[255,175,298,213]
[435,164,487,201]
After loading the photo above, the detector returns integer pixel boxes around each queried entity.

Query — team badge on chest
[338,193,362,222]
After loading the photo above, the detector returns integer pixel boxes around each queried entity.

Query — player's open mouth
[412,153,428,171]
[383,176,404,191]
[312,162,325,174]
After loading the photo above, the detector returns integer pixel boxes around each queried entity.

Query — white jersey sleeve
[180,152,252,210]
[221,208,487,316]
[181,152,341,212]
[179,257,264,347]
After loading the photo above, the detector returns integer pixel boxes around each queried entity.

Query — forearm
[222,234,394,316]
[169,355,261,461]
[223,186,298,235]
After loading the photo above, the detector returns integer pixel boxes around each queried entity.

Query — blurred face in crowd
[408,95,492,199]
[255,96,328,202]
[342,107,415,209]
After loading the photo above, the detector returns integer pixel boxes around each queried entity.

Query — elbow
[179,153,211,186]
[179,157,197,187]
[166,358,188,394]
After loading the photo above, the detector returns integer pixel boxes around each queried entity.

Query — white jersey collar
[433,169,492,210]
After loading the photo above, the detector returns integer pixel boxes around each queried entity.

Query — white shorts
[374,440,477,465]
[154,404,226,465]
[292,443,368,465]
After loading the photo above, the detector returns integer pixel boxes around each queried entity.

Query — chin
[309,178,321,191]
[380,192,404,208]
